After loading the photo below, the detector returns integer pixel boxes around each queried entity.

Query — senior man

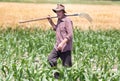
[47,4,73,79]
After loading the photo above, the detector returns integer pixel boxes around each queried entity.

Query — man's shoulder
[66,17,72,21]
[63,16,72,22]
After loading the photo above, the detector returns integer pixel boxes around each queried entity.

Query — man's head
[52,4,66,19]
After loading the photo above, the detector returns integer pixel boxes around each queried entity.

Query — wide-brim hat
[52,4,66,13]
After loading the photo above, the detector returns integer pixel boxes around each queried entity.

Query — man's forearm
[61,38,68,45]
[48,19,56,30]
[57,38,68,51]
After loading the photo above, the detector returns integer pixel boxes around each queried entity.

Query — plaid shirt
[54,16,73,52]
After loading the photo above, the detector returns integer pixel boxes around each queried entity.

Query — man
[47,4,73,79]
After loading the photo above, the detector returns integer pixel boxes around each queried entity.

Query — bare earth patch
[0,2,120,30]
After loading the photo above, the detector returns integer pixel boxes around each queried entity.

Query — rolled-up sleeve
[65,19,73,41]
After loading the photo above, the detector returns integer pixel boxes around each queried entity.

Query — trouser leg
[59,51,72,67]
[48,48,60,79]
[48,48,59,67]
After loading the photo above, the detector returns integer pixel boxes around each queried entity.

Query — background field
[0,0,120,4]
[0,2,120,30]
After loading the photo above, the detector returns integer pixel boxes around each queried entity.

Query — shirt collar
[58,15,66,22]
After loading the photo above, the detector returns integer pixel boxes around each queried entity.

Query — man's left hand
[57,42,64,51]
[57,38,68,51]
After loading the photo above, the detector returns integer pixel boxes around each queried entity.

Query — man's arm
[65,20,73,41]
[47,15,56,30]
[57,38,68,51]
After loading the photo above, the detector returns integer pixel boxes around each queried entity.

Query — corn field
[0,27,120,81]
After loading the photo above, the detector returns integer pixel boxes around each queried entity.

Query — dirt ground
[0,2,120,30]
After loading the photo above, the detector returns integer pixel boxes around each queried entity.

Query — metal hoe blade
[79,13,93,23]
[73,13,93,23]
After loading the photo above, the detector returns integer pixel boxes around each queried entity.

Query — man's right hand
[47,15,52,22]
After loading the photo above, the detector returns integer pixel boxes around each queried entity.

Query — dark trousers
[48,48,72,67]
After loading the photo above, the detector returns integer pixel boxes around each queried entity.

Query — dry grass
[0,2,120,30]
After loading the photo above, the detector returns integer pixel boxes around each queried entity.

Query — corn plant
[0,27,120,81]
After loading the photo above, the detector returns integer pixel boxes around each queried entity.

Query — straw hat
[52,4,66,13]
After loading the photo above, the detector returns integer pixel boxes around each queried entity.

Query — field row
[0,28,120,80]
